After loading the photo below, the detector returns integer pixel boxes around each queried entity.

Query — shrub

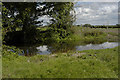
[2,45,22,56]
[83,28,106,37]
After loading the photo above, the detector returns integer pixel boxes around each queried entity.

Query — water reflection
[17,41,77,56]
[36,45,51,55]
[16,41,119,56]
[47,42,77,53]
[19,46,38,56]
[76,42,119,51]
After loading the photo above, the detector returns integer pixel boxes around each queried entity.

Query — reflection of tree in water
[19,45,38,56]
[47,41,78,53]
[18,41,85,56]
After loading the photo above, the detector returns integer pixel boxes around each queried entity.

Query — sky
[74,2,118,25]
[38,2,118,26]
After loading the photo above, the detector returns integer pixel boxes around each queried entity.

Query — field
[69,27,118,43]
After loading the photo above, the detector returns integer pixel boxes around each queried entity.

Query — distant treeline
[77,24,120,28]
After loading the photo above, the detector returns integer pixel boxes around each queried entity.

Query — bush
[83,29,106,37]
[2,45,22,56]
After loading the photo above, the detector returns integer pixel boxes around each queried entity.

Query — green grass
[37,26,49,31]
[2,46,118,78]
[69,26,119,43]
[69,27,107,44]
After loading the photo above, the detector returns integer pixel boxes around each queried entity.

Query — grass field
[69,27,118,43]
[2,46,118,78]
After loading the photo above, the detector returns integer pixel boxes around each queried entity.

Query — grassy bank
[69,27,118,44]
[2,46,118,78]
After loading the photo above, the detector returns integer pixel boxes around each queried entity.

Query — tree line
[77,24,120,28]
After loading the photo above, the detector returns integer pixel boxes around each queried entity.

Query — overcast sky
[74,2,118,25]
[38,2,118,26]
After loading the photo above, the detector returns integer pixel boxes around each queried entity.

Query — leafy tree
[83,24,91,27]
[2,2,75,43]
[2,2,46,43]
[2,2,42,31]
[46,2,75,41]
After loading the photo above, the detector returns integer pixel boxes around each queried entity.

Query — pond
[76,42,119,51]
[14,41,119,56]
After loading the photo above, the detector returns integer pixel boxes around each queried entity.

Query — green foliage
[2,2,75,43]
[2,45,22,56]
[83,24,92,27]
[2,4,12,40]
[82,24,120,28]
[83,29,105,37]
[81,28,107,43]
[2,2,46,43]
[47,2,75,41]
[69,26,109,44]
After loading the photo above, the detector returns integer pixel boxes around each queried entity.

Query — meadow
[2,46,118,78]
[2,26,119,78]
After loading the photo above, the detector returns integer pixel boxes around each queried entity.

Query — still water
[15,42,119,56]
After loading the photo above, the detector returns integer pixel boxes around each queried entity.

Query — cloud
[73,0,119,2]
[36,45,48,51]
[38,2,118,26]
[99,5,117,14]
[38,15,52,26]
[74,2,118,25]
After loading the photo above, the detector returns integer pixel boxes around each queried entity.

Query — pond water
[76,42,119,51]
[15,41,119,56]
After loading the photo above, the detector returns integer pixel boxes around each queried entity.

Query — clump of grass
[108,32,118,36]
[82,28,106,37]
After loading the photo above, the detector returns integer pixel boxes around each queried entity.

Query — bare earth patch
[72,53,86,57]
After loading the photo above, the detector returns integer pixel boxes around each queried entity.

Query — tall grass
[69,27,108,44]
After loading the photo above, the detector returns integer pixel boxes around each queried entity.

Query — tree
[2,2,75,43]
[2,2,47,43]
[46,2,75,41]
[2,2,44,31]
[83,24,91,27]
